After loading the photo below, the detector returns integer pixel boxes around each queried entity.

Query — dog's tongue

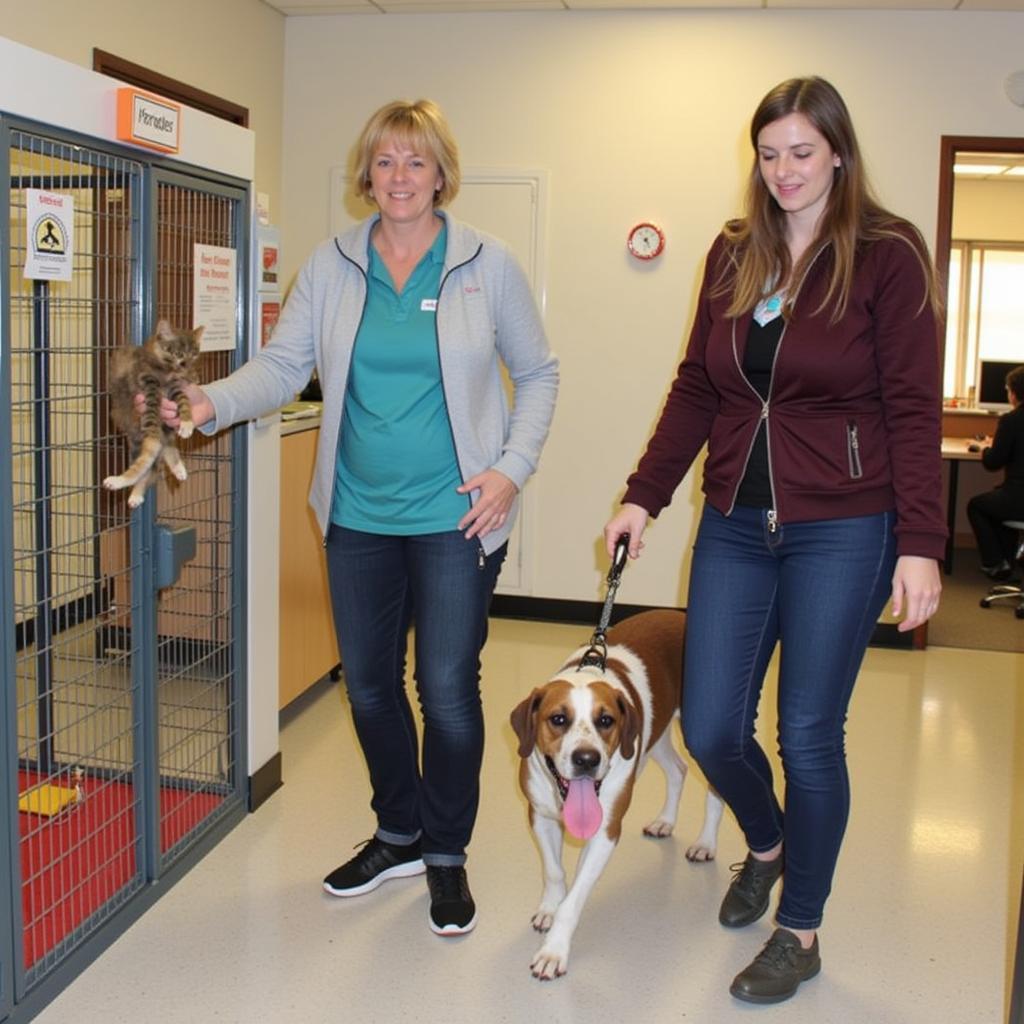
[563,778,602,840]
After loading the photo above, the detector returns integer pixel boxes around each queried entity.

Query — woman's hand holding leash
[604,502,649,560]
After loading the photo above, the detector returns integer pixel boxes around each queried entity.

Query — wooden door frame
[92,49,248,128]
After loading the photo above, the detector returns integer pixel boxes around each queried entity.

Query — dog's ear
[510,690,542,758]
[617,694,641,760]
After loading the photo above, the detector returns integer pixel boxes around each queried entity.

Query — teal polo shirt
[332,223,467,534]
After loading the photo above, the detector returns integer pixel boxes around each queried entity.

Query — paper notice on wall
[24,189,74,281]
[192,244,237,351]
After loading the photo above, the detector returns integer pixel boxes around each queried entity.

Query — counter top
[281,416,321,436]
[280,400,322,436]
[942,405,1002,417]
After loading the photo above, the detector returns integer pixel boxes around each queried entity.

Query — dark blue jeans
[325,526,506,866]
[682,503,895,930]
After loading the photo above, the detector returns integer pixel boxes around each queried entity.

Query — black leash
[577,535,630,671]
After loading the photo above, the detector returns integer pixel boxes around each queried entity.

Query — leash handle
[608,534,630,585]
[578,534,631,671]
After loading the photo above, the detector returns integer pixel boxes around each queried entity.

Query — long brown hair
[717,77,939,322]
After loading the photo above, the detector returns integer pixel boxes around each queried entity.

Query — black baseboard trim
[98,625,233,675]
[490,595,668,629]
[248,751,283,812]
[16,590,106,651]
[867,621,915,649]
[491,595,910,650]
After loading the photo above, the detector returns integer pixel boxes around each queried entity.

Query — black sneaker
[718,852,784,927]
[322,837,425,897]
[426,865,476,936]
[730,928,821,1004]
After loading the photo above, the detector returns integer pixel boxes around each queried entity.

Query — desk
[941,437,984,574]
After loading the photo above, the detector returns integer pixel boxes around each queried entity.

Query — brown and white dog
[509,608,723,980]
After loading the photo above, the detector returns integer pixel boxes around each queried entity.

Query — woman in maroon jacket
[604,77,944,1005]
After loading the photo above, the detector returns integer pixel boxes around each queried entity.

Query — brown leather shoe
[718,852,783,927]
[730,928,821,1004]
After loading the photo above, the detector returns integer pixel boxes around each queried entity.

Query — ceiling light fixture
[953,163,1010,176]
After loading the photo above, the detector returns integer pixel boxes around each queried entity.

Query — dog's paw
[171,463,188,482]
[102,475,126,491]
[531,909,556,933]
[685,842,716,863]
[127,493,145,509]
[177,420,194,440]
[530,944,569,981]
[643,818,675,838]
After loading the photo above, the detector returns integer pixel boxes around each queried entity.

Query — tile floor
[34,619,1023,1024]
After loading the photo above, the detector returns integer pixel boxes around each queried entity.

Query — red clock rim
[627,221,665,260]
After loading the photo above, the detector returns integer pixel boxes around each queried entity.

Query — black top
[983,403,1024,490]
[735,315,784,508]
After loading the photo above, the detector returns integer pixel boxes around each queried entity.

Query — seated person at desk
[967,365,1024,580]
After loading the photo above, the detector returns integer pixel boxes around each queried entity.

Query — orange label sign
[116,88,181,154]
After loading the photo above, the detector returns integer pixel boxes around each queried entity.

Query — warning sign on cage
[24,189,74,282]
[192,244,237,351]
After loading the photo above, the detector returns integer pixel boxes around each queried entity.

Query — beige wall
[4,4,1022,607]
[282,9,1024,607]
[0,0,285,218]
[953,178,1024,241]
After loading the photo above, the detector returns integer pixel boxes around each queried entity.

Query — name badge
[420,299,437,312]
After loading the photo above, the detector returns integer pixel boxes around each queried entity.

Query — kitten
[103,320,204,508]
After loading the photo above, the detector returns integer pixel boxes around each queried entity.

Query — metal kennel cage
[0,117,249,1011]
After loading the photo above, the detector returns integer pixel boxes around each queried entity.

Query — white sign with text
[192,244,237,351]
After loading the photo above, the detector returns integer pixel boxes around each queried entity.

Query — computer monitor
[977,359,1018,411]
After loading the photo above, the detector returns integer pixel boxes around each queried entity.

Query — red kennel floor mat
[18,769,223,967]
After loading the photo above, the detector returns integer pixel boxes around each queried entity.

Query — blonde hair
[352,99,460,208]
[716,77,939,323]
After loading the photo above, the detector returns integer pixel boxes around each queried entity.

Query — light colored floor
[35,619,1023,1024]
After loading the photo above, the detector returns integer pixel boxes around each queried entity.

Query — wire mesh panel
[2,128,248,1005]
[150,175,245,870]
[5,129,145,985]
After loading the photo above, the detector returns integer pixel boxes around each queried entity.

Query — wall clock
[627,222,665,261]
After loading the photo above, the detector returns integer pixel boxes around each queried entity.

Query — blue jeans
[681,504,895,930]
[325,526,506,866]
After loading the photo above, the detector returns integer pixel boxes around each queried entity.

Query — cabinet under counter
[279,422,340,708]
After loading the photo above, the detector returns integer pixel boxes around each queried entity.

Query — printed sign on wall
[24,189,74,281]
[257,226,280,293]
[192,244,237,351]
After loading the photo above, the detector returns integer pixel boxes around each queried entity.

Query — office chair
[979,519,1024,619]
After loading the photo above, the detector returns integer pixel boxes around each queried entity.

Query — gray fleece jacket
[203,212,559,554]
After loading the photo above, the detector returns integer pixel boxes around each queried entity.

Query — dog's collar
[544,755,602,800]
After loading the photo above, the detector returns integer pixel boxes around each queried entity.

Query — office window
[945,241,1024,400]
[975,248,1024,358]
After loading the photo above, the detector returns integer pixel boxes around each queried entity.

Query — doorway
[930,136,1024,655]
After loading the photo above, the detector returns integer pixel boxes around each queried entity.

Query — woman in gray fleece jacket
[174,100,558,936]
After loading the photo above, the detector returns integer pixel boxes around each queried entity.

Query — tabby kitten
[103,320,204,508]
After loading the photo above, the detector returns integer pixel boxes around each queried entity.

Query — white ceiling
[263,0,1024,13]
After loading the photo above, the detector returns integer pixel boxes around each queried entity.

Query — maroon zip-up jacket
[622,229,947,561]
